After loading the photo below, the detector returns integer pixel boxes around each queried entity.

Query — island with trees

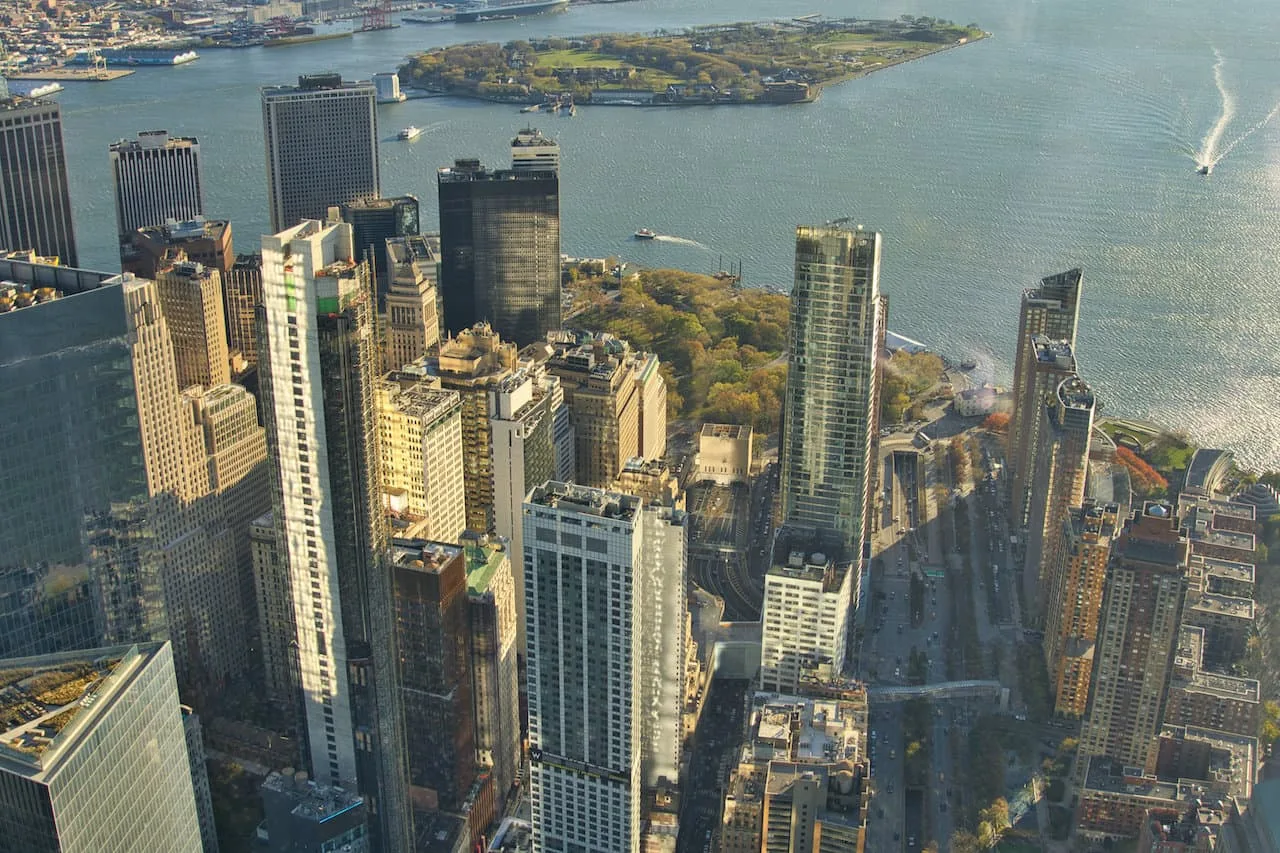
[398,16,986,107]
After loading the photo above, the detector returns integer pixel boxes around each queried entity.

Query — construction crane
[360,0,393,32]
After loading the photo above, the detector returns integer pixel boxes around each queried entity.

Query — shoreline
[400,18,988,109]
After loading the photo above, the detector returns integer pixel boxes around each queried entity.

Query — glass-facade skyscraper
[0,642,204,853]
[437,157,561,347]
[779,225,885,557]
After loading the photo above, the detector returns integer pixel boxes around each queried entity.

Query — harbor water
[51,0,1280,466]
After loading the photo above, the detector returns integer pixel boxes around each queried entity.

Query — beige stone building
[1043,500,1118,718]
[376,377,466,544]
[154,260,231,390]
[697,423,754,485]
[544,332,666,489]
[383,235,440,371]
[431,323,518,533]
[721,692,870,853]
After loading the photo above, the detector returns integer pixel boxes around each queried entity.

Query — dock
[7,67,135,81]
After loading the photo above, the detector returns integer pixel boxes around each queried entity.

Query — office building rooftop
[749,694,865,766]
[1189,592,1255,619]
[526,480,640,521]
[0,644,168,773]
[389,539,462,575]
[261,769,365,824]
[462,538,508,596]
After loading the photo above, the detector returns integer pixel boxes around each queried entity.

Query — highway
[863,432,1012,852]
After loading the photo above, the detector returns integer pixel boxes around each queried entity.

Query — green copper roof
[465,543,507,595]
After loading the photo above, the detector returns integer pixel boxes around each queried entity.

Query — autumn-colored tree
[1115,446,1169,497]
[982,412,1010,433]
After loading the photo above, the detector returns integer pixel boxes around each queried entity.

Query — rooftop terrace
[0,644,154,770]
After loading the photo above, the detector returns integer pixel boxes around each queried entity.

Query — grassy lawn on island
[535,48,628,69]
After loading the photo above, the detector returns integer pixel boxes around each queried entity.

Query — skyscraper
[224,253,263,365]
[437,156,561,346]
[261,75,380,232]
[463,537,521,815]
[1009,336,1077,531]
[488,367,557,644]
[1025,374,1095,618]
[0,94,77,265]
[0,642,204,853]
[259,220,410,851]
[390,539,476,810]
[511,127,560,172]
[376,377,467,544]
[1009,268,1082,523]
[432,323,518,533]
[337,195,420,303]
[0,264,146,647]
[1078,503,1189,777]
[1043,500,1118,719]
[780,225,885,557]
[0,259,254,691]
[154,259,231,389]
[383,235,440,371]
[109,130,204,256]
[525,482,645,852]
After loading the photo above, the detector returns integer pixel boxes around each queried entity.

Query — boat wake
[1190,48,1280,173]
[655,235,712,250]
[1194,47,1235,170]
[1216,101,1280,162]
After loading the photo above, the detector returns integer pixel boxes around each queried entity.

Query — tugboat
[1198,163,1212,175]
[634,228,657,240]
[399,126,424,141]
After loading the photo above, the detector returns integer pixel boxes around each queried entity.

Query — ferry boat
[634,228,657,240]
[70,47,199,66]
[399,126,424,141]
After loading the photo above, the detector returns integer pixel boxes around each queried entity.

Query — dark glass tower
[338,195,420,306]
[0,94,77,265]
[437,158,561,347]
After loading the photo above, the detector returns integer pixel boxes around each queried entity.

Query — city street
[675,678,750,853]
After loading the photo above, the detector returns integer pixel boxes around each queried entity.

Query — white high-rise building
[759,538,855,694]
[511,127,560,172]
[109,130,203,243]
[490,367,557,646]
[259,219,411,851]
[525,482,645,853]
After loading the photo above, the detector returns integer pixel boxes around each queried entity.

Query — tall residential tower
[259,220,410,851]
[780,224,885,556]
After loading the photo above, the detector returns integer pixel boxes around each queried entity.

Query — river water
[52,0,1280,467]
